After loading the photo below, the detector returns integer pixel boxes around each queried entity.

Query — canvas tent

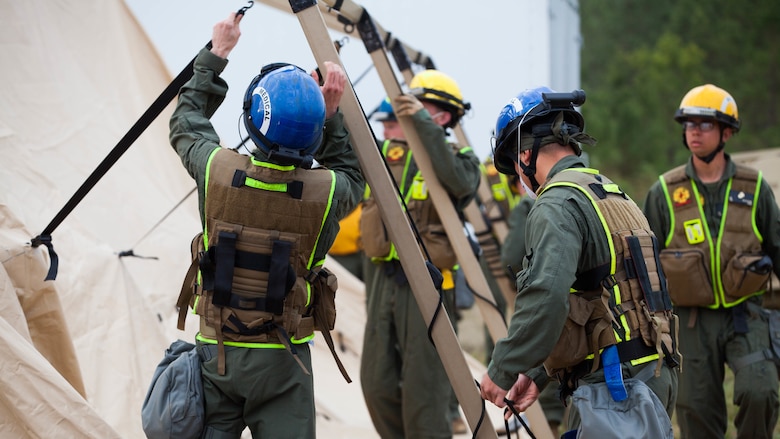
[0,1,511,437]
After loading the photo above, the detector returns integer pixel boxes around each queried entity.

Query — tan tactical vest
[540,168,678,380]
[659,165,768,308]
[176,149,337,374]
[360,139,457,270]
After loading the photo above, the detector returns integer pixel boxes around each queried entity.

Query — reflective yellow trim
[753,171,764,242]
[630,353,660,366]
[243,177,288,192]
[658,176,676,248]
[251,157,296,171]
[458,146,473,154]
[370,243,398,263]
[308,170,337,271]
[602,183,622,195]
[203,147,222,249]
[585,350,659,366]
[196,332,314,347]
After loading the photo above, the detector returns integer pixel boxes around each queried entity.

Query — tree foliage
[580,0,780,199]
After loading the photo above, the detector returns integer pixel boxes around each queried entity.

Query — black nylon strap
[29,235,59,281]
[213,231,238,307]
[287,181,304,200]
[232,170,247,187]
[234,249,272,271]
[30,41,214,281]
[733,303,750,334]
[267,240,293,315]
[625,234,665,312]
[33,45,213,277]
[652,235,674,310]
[223,315,276,336]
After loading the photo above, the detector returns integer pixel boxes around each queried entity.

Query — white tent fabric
[0,0,510,438]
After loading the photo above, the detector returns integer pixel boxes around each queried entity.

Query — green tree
[580,0,780,200]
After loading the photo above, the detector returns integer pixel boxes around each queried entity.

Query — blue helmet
[371,97,396,122]
[492,86,585,175]
[243,63,326,163]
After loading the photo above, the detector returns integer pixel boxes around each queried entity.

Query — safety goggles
[682,120,717,132]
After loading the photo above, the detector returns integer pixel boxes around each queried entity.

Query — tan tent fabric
[0,208,85,397]
[0,0,512,437]
[0,315,120,439]
[1,0,200,437]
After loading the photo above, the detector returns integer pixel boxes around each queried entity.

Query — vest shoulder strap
[543,167,622,201]
[661,164,687,186]
[733,164,761,187]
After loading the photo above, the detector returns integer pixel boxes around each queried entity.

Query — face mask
[520,177,537,200]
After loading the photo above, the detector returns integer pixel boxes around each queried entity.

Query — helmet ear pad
[242,63,326,160]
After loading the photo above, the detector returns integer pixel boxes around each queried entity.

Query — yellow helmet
[674,84,740,132]
[409,70,470,126]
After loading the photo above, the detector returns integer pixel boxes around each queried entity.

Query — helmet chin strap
[696,142,725,164]
[516,137,543,192]
[683,126,725,164]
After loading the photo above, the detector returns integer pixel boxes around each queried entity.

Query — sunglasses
[682,121,717,132]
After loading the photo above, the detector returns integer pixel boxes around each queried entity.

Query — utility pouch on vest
[310,267,338,331]
[421,222,457,270]
[546,290,617,375]
[722,253,772,300]
[621,232,673,346]
[307,267,352,383]
[616,230,676,372]
[360,196,392,261]
[659,248,715,307]
[176,233,205,331]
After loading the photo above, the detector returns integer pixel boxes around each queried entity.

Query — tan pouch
[421,223,457,270]
[660,249,715,307]
[360,198,392,259]
[546,294,592,370]
[722,253,771,299]
[546,292,616,373]
[312,267,338,331]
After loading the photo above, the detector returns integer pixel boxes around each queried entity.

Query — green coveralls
[500,194,566,428]
[359,111,480,439]
[644,156,780,439]
[169,48,364,439]
[488,156,678,430]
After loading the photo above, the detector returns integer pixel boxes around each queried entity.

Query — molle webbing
[203,231,297,313]
[197,150,334,347]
